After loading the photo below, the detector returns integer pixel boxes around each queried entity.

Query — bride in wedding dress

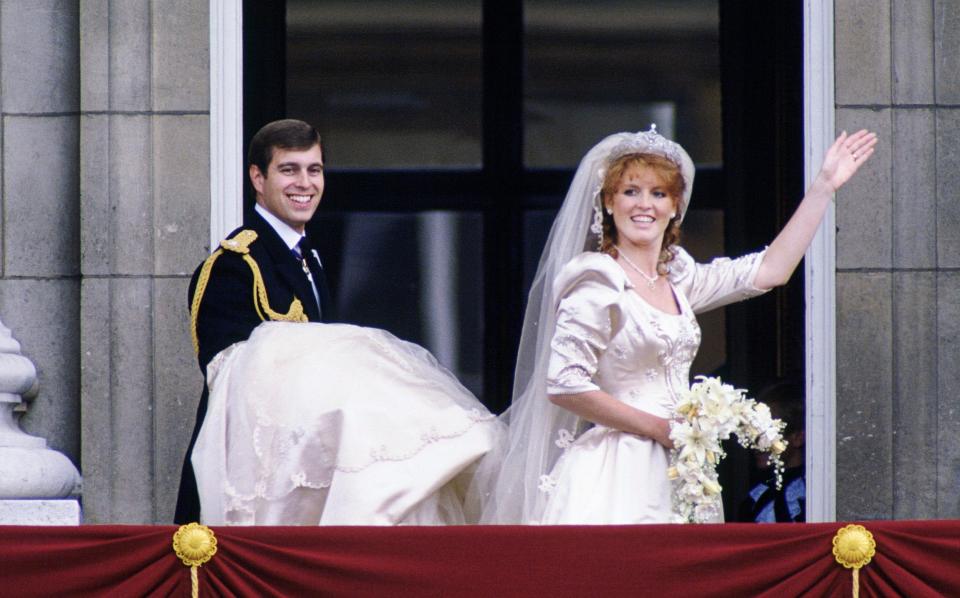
[192,321,502,526]
[478,125,876,524]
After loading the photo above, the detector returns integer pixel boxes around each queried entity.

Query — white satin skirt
[537,426,674,524]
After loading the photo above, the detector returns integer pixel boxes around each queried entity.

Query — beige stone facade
[834,0,959,519]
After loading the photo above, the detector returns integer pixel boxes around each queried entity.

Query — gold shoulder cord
[243,252,307,322]
[190,247,225,355]
[190,230,308,356]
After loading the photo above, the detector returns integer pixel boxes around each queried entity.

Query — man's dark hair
[247,119,322,175]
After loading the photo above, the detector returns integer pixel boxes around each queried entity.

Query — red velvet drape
[2,521,957,597]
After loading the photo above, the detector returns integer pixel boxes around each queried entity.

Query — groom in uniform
[174,119,332,524]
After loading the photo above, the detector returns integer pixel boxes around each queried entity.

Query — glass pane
[312,211,484,398]
[524,0,721,167]
[286,1,482,168]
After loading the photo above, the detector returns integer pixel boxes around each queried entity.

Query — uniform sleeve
[668,246,770,314]
[190,252,264,372]
[546,254,624,395]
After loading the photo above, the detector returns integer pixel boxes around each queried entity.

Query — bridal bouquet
[667,376,787,524]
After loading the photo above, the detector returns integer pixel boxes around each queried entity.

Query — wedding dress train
[192,321,501,525]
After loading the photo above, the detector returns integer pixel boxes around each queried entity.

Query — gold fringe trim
[190,230,308,356]
[173,523,217,598]
[832,524,876,598]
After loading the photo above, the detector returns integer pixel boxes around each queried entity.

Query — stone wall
[834,0,959,519]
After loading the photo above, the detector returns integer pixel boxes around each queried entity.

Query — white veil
[477,127,694,523]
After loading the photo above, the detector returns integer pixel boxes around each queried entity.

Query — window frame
[210,0,834,520]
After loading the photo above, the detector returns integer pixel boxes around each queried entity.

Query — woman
[480,125,876,524]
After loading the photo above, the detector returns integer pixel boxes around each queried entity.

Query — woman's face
[604,164,678,251]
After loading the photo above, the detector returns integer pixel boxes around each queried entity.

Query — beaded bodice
[599,287,701,417]
[546,248,767,419]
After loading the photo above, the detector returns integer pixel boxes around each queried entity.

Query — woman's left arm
[754,129,878,290]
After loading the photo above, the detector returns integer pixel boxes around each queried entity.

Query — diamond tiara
[605,124,683,167]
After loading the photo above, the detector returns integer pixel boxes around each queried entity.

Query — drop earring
[590,199,604,251]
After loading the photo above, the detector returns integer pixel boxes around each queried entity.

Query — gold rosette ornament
[173,523,218,598]
[832,524,876,598]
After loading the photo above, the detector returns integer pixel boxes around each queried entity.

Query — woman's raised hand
[754,128,878,289]
[818,129,878,192]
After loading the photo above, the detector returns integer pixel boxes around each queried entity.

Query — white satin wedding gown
[537,247,768,524]
[192,321,501,525]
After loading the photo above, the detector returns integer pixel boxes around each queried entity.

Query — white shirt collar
[255,203,305,251]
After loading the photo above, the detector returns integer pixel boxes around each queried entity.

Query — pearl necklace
[616,247,659,289]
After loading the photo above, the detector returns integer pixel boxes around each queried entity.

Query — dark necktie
[294,237,326,318]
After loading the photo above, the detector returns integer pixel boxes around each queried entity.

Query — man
[174,119,332,523]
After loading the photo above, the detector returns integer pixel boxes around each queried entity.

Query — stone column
[79,0,210,523]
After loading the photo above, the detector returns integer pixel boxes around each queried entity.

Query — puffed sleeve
[546,253,625,395]
[668,246,770,314]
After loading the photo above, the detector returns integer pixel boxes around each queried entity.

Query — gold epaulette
[190,229,308,355]
[219,229,258,254]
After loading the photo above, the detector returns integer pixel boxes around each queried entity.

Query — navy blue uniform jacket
[174,209,331,524]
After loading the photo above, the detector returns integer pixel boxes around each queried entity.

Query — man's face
[250,144,324,233]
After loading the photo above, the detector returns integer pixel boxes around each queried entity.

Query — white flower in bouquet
[668,376,787,524]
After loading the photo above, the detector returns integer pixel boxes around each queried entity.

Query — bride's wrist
[810,173,837,197]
